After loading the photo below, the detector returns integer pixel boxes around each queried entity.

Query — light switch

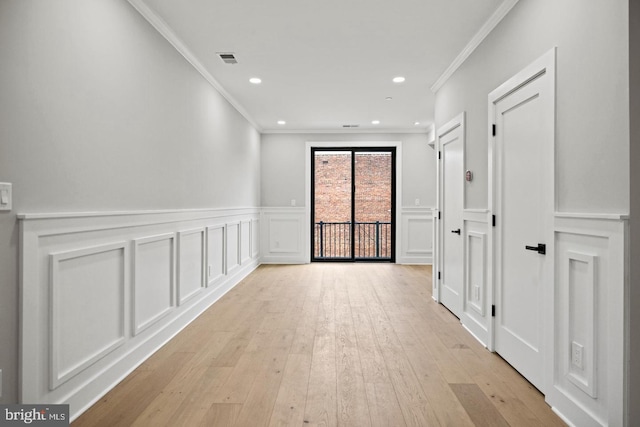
[0,183,11,211]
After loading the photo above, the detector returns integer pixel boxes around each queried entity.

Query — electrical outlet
[571,341,584,370]
[414,198,420,206]
[291,199,296,207]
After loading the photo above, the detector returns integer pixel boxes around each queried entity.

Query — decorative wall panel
[226,222,240,274]
[261,208,307,264]
[241,220,251,264]
[550,214,627,427]
[133,234,175,335]
[207,225,225,286]
[49,242,127,389]
[19,208,260,421]
[177,228,205,305]
[399,207,433,264]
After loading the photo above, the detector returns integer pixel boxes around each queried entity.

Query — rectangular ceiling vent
[218,53,238,64]
[342,124,360,128]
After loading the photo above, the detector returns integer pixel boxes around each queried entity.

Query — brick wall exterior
[313,152,392,222]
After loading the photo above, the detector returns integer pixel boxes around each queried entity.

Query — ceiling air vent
[342,124,360,128]
[218,53,238,64]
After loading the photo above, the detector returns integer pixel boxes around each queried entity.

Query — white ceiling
[130,0,514,133]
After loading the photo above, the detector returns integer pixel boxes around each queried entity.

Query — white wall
[261,133,435,208]
[435,0,629,213]
[629,1,640,422]
[0,0,260,404]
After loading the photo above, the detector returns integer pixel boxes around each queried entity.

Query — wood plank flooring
[72,264,565,427]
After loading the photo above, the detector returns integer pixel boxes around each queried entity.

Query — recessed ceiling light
[385,97,393,101]
[392,76,406,83]
[371,120,380,125]
[277,120,286,125]
[249,77,262,84]
[414,121,421,125]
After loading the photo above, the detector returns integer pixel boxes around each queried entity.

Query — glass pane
[354,152,392,259]
[314,151,352,259]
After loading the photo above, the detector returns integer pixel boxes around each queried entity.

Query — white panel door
[491,52,555,392]
[440,121,464,318]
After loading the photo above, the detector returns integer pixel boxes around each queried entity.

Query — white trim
[305,141,403,263]
[18,206,258,220]
[132,233,176,335]
[261,128,429,135]
[177,228,206,305]
[49,242,127,390]
[206,224,227,286]
[463,209,490,223]
[431,0,520,93]
[564,250,598,398]
[20,208,260,421]
[555,212,629,221]
[552,214,627,427]
[126,0,261,132]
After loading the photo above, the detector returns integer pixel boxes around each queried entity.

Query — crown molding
[430,0,520,93]
[127,0,262,132]
[260,128,429,135]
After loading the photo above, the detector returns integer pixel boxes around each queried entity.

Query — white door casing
[438,113,465,319]
[488,49,555,393]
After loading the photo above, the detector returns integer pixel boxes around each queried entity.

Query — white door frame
[435,113,466,305]
[304,141,403,263]
[487,48,556,388]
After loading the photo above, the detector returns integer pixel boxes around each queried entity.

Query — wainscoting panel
[133,233,175,335]
[19,208,260,421]
[466,231,485,316]
[399,207,433,264]
[461,210,490,346]
[251,218,260,259]
[206,225,226,286]
[50,242,127,390]
[226,222,240,274]
[177,228,205,305]
[261,207,307,263]
[549,214,627,427]
[240,220,251,264]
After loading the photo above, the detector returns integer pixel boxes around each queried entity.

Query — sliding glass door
[312,147,395,262]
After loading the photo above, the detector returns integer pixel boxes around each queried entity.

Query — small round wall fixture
[277,120,286,125]
[392,76,405,83]
[249,77,262,84]
[371,120,380,125]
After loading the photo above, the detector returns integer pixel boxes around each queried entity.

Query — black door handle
[451,229,461,235]
[525,243,546,255]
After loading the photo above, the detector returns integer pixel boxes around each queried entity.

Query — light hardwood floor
[73,263,565,427]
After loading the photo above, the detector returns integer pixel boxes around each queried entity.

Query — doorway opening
[311,147,396,262]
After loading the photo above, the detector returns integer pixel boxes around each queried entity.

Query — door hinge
[438,151,442,160]
[438,211,441,220]
[492,124,496,136]
[437,272,441,280]
[492,305,496,317]
[492,215,496,227]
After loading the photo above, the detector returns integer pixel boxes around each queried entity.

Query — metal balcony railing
[314,221,391,259]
